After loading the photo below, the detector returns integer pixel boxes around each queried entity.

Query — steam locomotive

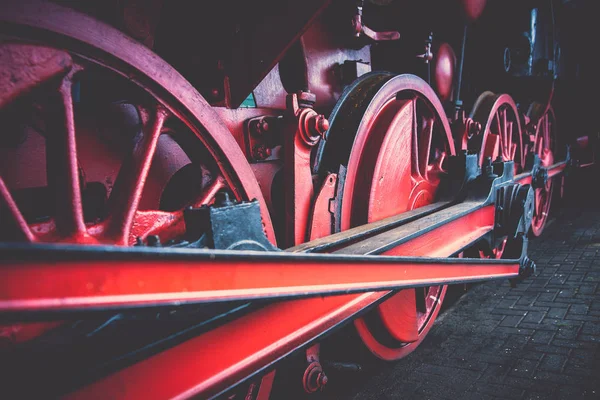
[0,0,593,398]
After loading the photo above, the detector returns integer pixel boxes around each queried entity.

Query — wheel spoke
[495,112,502,138]
[418,118,434,179]
[547,119,553,151]
[534,189,543,217]
[105,105,168,244]
[544,115,550,150]
[191,175,226,208]
[0,176,35,241]
[510,143,517,162]
[506,120,513,159]
[46,73,86,238]
[502,108,508,150]
[410,98,421,179]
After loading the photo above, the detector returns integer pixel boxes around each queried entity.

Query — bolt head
[316,115,330,136]
[260,119,269,132]
[253,144,272,160]
[318,372,328,386]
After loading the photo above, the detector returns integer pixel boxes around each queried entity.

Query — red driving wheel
[470,92,524,174]
[0,0,274,246]
[0,0,274,346]
[527,103,557,236]
[320,73,455,360]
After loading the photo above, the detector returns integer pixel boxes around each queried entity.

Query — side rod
[0,204,506,317]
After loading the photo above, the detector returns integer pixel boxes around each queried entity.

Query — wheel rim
[528,104,556,236]
[470,92,524,173]
[0,0,274,246]
[322,74,455,360]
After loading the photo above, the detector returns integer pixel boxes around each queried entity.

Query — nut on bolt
[253,144,272,160]
[303,361,328,393]
[250,117,270,136]
[468,120,481,137]
[313,114,329,137]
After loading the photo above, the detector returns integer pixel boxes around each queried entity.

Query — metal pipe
[455,24,468,110]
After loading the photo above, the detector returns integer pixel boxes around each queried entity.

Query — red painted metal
[457,0,488,22]
[285,94,329,246]
[527,104,557,236]
[433,43,456,102]
[351,4,400,42]
[309,173,337,241]
[341,75,455,229]
[0,176,35,242]
[104,106,168,244]
[256,371,276,400]
[0,43,72,109]
[303,344,327,393]
[55,202,498,399]
[67,293,385,399]
[0,1,574,398]
[334,74,456,360]
[299,12,372,110]
[0,0,276,354]
[354,205,495,360]
[0,241,515,314]
[470,92,524,172]
[0,0,276,245]
[212,107,283,159]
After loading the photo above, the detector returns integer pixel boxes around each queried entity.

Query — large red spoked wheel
[470,92,524,173]
[0,0,274,355]
[320,73,455,360]
[527,103,557,236]
[0,0,274,247]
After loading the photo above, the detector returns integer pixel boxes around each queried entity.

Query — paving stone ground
[341,178,600,400]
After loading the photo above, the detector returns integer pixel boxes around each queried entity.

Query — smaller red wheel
[527,103,557,236]
[319,73,455,361]
[469,92,524,174]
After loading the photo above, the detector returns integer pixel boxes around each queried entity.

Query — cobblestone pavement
[344,197,600,399]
